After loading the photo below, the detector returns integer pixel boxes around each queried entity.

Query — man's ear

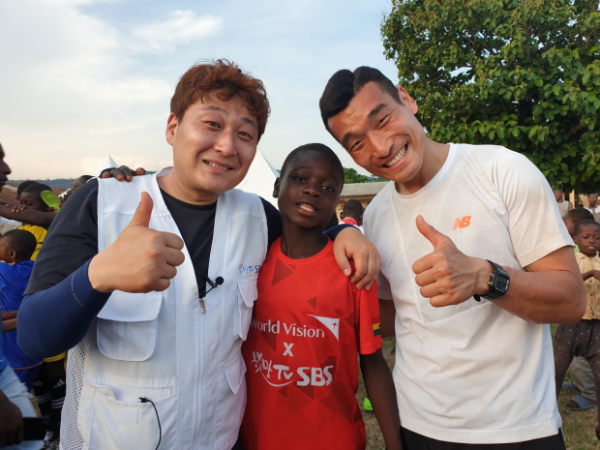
[165,113,179,146]
[273,178,281,198]
[397,86,418,115]
[340,211,345,220]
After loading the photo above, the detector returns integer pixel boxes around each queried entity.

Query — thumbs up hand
[412,215,492,307]
[89,192,185,293]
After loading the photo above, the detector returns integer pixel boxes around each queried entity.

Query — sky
[0,0,398,179]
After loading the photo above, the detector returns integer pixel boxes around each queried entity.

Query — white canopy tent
[92,155,119,177]
[237,149,279,208]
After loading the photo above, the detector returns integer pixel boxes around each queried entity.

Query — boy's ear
[340,211,345,220]
[7,249,17,261]
[273,178,281,198]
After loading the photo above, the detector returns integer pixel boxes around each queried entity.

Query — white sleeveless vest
[66,169,268,450]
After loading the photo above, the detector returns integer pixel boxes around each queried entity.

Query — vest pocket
[235,277,258,340]
[214,354,247,448]
[96,291,163,361]
[77,382,175,450]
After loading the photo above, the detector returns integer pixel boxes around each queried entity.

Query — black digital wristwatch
[473,260,510,302]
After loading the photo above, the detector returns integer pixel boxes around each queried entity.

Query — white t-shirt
[0,217,22,234]
[585,205,600,214]
[364,143,572,444]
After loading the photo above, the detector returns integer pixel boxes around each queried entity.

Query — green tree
[381,0,600,192]
[343,168,388,183]
[344,168,370,184]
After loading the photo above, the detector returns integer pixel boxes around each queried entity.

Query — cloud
[130,10,222,54]
[0,1,222,178]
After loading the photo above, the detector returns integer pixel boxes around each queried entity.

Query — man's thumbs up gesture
[89,192,185,293]
[412,215,492,307]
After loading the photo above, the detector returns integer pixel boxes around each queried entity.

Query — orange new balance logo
[452,216,471,230]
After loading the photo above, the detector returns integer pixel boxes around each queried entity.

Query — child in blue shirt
[0,229,41,390]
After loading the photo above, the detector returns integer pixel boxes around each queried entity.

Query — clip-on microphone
[200,276,225,314]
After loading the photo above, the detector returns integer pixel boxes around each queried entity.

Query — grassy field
[358,338,600,450]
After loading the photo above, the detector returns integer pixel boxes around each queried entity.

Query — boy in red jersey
[241,143,402,450]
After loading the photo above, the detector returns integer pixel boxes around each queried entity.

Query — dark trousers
[231,436,243,450]
[401,428,565,450]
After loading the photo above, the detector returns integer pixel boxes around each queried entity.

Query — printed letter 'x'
[283,342,294,357]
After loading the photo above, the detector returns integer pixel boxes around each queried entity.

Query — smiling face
[165,94,259,204]
[327,82,426,185]
[574,223,600,257]
[275,151,343,231]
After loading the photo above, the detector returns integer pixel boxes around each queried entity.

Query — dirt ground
[358,338,600,450]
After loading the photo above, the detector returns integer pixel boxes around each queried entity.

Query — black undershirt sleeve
[260,197,282,246]
[24,179,100,295]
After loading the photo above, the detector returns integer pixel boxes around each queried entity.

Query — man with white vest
[17,60,379,450]
[319,66,586,449]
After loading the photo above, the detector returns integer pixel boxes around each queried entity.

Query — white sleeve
[494,150,573,267]
[0,217,22,234]
[377,271,393,300]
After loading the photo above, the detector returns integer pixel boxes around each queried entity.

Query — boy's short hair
[78,175,93,181]
[574,219,600,236]
[319,66,401,136]
[21,183,52,200]
[280,143,344,187]
[17,180,38,196]
[565,208,594,223]
[1,229,37,260]
[171,59,270,141]
[342,200,364,219]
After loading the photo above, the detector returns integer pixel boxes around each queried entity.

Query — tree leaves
[381,0,600,192]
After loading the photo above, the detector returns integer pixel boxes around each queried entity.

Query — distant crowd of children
[0,176,91,450]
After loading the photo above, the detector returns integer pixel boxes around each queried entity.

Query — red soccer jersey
[241,238,382,450]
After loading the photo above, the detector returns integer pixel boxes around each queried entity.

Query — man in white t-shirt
[319,67,586,449]
[586,193,600,222]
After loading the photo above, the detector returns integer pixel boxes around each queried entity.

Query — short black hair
[78,175,93,182]
[553,188,563,194]
[17,180,38,196]
[342,199,363,220]
[21,183,52,200]
[279,143,344,187]
[1,229,37,260]
[574,219,600,236]
[565,208,594,223]
[319,66,401,136]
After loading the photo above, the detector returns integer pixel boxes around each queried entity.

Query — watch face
[494,275,510,293]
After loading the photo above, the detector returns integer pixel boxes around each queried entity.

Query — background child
[554,219,600,440]
[560,208,597,411]
[241,144,401,450]
[17,183,66,449]
[340,199,364,231]
[563,208,594,239]
[17,183,54,261]
[0,229,42,390]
